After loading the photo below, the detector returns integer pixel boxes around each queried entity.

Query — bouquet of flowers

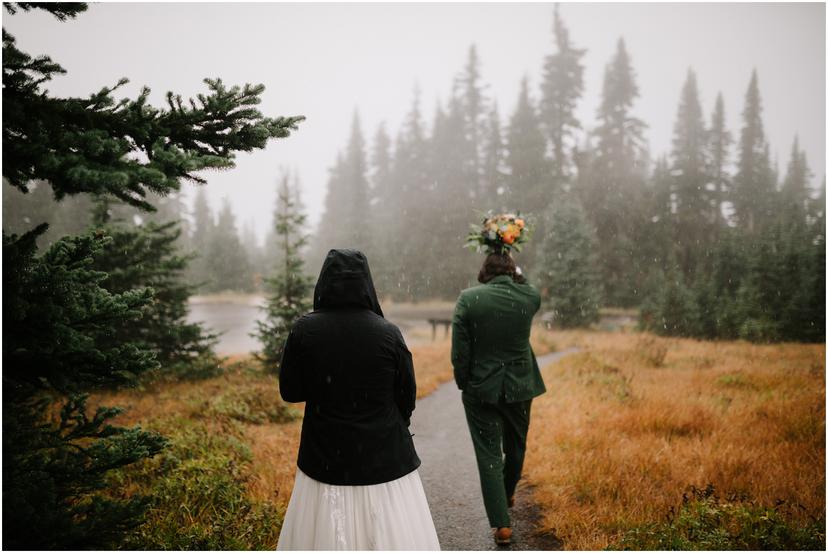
[465,211,532,255]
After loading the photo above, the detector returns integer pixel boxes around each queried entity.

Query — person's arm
[393,329,416,426]
[279,319,306,403]
[451,293,471,390]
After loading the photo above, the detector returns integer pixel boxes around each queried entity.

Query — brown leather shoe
[494,527,512,546]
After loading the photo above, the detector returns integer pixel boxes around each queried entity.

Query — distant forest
[4,6,823,342]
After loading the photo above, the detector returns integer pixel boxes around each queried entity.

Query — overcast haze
[4,1,825,244]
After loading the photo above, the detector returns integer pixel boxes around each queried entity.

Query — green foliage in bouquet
[465,211,533,255]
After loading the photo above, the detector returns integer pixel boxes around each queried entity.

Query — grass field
[524,330,825,550]
[86,326,824,549]
[86,334,471,548]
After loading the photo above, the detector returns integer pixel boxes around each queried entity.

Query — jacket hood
[313,249,384,317]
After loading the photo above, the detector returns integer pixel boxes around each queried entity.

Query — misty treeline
[312,6,825,342]
[3,174,307,294]
[2,2,304,549]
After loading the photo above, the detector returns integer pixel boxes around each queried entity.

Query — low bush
[610,484,825,551]
[113,417,285,550]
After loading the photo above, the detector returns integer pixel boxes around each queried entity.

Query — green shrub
[206,387,301,424]
[609,484,825,550]
[147,352,226,382]
[113,417,284,550]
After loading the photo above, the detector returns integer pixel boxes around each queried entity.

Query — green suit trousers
[461,391,532,528]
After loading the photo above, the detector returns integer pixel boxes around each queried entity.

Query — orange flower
[515,218,525,229]
[502,232,516,244]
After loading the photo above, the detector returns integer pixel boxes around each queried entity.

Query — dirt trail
[410,347,580,550]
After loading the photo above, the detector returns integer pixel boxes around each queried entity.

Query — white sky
[4,1,825,245]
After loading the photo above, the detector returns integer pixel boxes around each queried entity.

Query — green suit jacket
[451,274,547,404]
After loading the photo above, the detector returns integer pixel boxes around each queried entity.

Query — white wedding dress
[276,467,440,550]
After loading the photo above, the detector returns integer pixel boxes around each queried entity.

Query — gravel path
[410,347,581,551]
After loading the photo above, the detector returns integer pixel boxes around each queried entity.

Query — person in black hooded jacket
[276,249,439,551]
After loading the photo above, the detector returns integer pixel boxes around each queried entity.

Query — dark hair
[477,252,516,284]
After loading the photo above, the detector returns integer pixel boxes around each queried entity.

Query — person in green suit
[451,250,546,546]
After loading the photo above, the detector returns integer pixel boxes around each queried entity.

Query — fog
[4,1,824,243]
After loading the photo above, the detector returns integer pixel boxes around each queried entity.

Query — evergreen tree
[391,87,433,299]
[89,198,220,376]
[206,198,252,292]
[539,3,586,184]
[647,252,700,337]
[312,151,346,274]
[670,68,712,279]
[584,37,649,307]
[312,112,372,274]
[781,135,812,212]
[506,76,549,214]
[369,122,393,216]
[457,44,487,199]
[254,174,313,372]
[3,223,167,549]
[241,218,265,289]
[429,91,480,298]
[641,155,675,277]
[2,3,302,546]
[480,102,507,205]
[367,122,394,295]
[341,111,372,250]
[187,188,215,288]
[191,188,214,253]
[732,69,774,234]
[533,194,603,328]
[708,91,732,232]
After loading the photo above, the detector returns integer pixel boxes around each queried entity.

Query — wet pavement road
[410,347,580,551]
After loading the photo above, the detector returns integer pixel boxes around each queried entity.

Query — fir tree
[429,91,480,298]
[506,76,549,214]
[781,134,812,212]
[368,122,394,295]
[187,187,215,287]
[648,252,700,337]
[3,223,167,549]
[370,122,393,215]
[254,173,313,372]
[89,198,220,377]
[732,69,774,234]
[342,111,372,250]
[708,91,732,232]
[641,155,675,277]
[312,113,372,274]
[670,68,712,279]
[206,198,253,292]
[2,3,302,547]
[456,44,488,197]
[3,26,302,211]
[312,151,346,274]
[480,102,507,205]
[241,218,265,289]
[539,3,586,184]
[391,86,433,299]
[533,194,603,328]
[585,37,649,307]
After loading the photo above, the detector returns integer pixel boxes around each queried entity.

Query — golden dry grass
[83,341,466,512]
[524,328,826,550]
[86,328,824,550]
[87,359,305,509]
[411,338,454,398]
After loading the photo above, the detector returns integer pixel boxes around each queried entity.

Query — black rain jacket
[279,249,421,485]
